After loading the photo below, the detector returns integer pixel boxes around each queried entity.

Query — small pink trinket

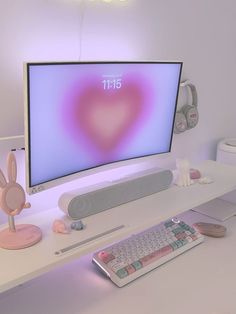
[52,219,69,234]
[190,168,201,180]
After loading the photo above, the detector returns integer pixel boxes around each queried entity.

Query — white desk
[1,160,236,310]
[0,210,236,314]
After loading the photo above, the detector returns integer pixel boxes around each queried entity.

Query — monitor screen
[25,61,182,193]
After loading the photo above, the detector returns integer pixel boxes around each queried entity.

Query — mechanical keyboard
[92,218,204,287]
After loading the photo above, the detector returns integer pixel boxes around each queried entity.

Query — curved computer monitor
[24,61,182,195]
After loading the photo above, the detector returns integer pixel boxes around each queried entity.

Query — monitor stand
[191,198,236,221]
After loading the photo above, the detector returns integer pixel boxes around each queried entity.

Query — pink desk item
[0,152,42,250]
[52,219,70,234]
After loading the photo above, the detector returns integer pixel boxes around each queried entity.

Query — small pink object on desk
[52,219,69,234]
[190,168,201,180]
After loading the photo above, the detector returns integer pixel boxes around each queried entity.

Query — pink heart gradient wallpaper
[62,74,152,160]
[27,62,182,186]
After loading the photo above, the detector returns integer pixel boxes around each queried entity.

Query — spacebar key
[140,245,173,267]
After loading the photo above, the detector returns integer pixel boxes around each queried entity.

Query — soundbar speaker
[58,168,173,220]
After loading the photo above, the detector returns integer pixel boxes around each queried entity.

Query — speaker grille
[68,170,172,220]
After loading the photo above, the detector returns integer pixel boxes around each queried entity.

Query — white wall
[0,0,80,138]
[0,0,236,223]
[79,0,236,164]
[144,0,236,164]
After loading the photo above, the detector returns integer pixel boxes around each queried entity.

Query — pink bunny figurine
[0,152,42,249]
[0,152,31,218]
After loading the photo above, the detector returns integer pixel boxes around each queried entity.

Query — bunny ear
[0,169,7,188]
[7,152,17,183]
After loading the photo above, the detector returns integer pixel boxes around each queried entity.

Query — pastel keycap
[98,251,115,264]
[116,268,129,279]
[132,261,143,270]
[125,264,136,275]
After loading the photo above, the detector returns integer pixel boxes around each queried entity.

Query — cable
[78,0,86,61]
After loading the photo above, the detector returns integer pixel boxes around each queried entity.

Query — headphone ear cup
[174,111,188,134]
[182,104,199,129]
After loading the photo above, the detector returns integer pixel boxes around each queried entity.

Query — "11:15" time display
[102,79,122,90]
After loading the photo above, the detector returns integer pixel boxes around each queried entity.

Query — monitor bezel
[24,61,183,194]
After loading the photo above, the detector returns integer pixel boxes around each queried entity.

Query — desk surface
[0,210,236,314]
[1,160,236,294]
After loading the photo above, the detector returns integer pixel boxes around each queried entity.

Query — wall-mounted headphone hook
[180,80,191,87]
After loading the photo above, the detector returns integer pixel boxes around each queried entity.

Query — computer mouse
[193,222,226,238]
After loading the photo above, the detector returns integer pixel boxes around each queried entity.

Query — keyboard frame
[92,220,204,287]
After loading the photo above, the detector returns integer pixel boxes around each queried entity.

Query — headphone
[174,80,199,134]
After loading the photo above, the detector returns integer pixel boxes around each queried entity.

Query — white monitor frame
[24,61,182,195]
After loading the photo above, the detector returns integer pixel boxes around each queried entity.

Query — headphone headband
[180,80,198,107]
